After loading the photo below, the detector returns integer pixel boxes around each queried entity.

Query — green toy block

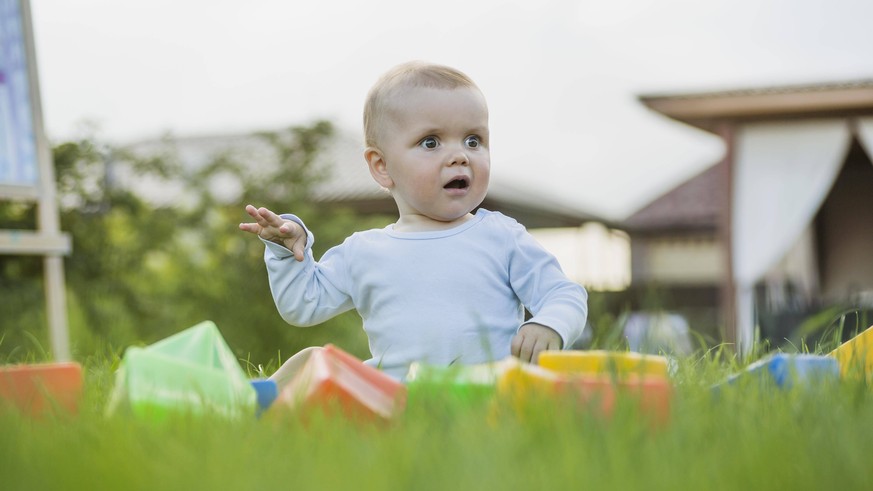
[405,361,507,406]
[106,321,256,421]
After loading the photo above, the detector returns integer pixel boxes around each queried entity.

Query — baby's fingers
[241,205,274,235]
[244,204,260,219]
[256,206,286,227]
[511,333,533,363]
[238,222,261,235]
[529,337,556,364]
[289,234,307,261]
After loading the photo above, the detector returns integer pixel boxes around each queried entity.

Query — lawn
[2,349,872,491]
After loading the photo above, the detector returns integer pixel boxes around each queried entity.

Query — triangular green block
[107,321,256,421]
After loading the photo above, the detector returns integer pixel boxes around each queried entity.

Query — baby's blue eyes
[420,137,438,149]
[418,136,482,149]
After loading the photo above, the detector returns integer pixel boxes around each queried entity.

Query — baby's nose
[448,149,469,166]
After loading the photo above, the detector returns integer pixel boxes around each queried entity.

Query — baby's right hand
[239,205,307,261]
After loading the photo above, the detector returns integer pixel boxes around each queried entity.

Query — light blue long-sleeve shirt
[262,209,588,379]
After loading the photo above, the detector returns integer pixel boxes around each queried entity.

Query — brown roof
[622,160,725,233]
[639,79,873,133]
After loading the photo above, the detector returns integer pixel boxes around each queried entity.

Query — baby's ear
[364,147,394,189]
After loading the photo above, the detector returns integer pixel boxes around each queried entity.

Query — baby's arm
[511,323,562,364]
[239,204,307,261]
[502,216,588,362]
[241,205,354,326]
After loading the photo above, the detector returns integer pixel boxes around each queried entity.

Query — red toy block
[0,362,83,417]
[266,345,406,423]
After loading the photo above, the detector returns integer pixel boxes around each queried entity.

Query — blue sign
[0,0,39,187]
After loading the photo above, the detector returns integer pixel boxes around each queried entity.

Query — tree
[0,121,393,364]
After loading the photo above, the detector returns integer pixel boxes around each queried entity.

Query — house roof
[313,131,606,228]
[628,78,873,233]
[639,79,873,133]
[622,160,724,234]
[126,128,604,229]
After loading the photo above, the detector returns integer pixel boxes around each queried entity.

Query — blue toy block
[726,353,840,389]
[250,379,278,417]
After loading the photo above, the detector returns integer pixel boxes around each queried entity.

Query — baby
[240,61,588,379]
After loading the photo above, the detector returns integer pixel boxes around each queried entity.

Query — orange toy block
[266,344,406,422]
[498,359,671,425]
[0,362,83,417]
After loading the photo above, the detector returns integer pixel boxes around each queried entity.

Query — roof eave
[639,81,873,133]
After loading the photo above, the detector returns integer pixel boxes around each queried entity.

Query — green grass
[2,352,873,491]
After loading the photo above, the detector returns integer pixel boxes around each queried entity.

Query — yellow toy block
[538,350,669,378]
[496,358,672,425]
[829,324,873,381]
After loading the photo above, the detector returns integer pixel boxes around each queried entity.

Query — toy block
[268,346,320,390]
[539,350,670,378]
[497,358,671,424]
[404,360,511,405]
[105,321,256,420]
[0,362,83,417]
[265,344,406,422]
[723,353,840,388]
[829,324,873,381]
[250,379,278,417]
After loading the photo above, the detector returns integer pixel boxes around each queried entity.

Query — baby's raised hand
[511,323,562,364]
[239,205,307,261]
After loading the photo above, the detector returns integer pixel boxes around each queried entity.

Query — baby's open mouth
[444,178,469,189]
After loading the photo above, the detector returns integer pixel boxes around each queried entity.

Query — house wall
[630,234,723,285]
[531,223,631,291]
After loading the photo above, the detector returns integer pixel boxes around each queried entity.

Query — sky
[29,0,873,220]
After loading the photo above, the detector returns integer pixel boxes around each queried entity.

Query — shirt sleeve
[262,214,355,326]
[504,219,589,348]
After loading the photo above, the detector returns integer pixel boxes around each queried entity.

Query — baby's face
[377,86,490,226]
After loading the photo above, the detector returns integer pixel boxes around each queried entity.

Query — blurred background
[2,0,872,364]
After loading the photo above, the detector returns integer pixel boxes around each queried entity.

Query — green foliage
[0,121,392,363]
[787,306,872,354]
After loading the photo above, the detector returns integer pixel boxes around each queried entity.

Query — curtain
[857,117,873,164]
[732,119,852,354]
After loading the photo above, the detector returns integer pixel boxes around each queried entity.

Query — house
[621,159,726,343]
[635,79,873,353]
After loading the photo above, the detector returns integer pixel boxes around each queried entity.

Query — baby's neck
[393,212,475,233]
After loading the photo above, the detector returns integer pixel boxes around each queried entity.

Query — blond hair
[363,61,480,147]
